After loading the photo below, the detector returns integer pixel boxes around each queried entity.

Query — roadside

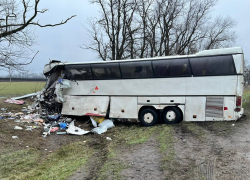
[1,89,250,180]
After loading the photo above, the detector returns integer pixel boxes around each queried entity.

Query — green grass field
[0,82,46,96]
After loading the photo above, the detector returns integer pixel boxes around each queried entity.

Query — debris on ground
[11,93,37,100]
[14,126,23,130]
[66,120,90,135]
[4,99,25,105]
[1,62,116,138]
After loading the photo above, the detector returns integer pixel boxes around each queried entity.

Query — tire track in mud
[119,136,165,180]
[68,137,110,180]
[171,120,250,180]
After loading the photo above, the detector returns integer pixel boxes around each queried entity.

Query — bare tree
[0,0,76,71]
[85,0,236,60]
[83,0,138,61]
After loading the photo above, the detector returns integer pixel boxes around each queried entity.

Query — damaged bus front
[38,47,244,126]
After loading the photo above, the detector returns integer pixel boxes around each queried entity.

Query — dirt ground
[1,99,250,180]
[68,117,250,180]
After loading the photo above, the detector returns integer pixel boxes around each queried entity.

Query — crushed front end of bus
[35,61,68,114]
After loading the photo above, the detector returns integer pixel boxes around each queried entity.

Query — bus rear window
[65,65,93,80]
[190,55,236,76]
[120,61,153,78]
[153,59,191,77]
[91,63,121,79]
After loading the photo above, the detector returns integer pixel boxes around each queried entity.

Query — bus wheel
[163,107,181,124]
[139,108,158,126]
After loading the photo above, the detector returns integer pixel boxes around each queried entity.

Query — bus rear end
[233,52,244,119]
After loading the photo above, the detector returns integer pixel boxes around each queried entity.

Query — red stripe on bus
[85,113,105,117]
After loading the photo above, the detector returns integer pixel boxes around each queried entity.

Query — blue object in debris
[0,117,4,119]
[60,123,67,129]
[48,114,61,121]
[58,78,63,84]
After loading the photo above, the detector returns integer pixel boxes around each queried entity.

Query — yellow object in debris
[91,116,105,123]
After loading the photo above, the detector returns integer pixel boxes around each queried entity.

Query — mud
[119,136,165,180]
[2,113,250,179]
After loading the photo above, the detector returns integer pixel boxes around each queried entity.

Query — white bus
[42,47,244,126]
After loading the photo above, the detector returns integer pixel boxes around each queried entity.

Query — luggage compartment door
[185,97,206,121]
[62,96,109,116]
[110,97,138,118]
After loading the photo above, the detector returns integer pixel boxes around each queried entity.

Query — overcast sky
[26,0,250,74]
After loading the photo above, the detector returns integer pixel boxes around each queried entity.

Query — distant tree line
[84,0,236,61]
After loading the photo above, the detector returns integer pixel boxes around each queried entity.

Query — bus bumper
[236,108,244,119]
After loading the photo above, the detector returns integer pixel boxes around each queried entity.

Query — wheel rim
[144,113,154,123]
[166,110,176,121]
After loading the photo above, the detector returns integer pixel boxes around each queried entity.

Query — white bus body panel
[196,47,242,56]
[62,96,109,116]
[185,97,206,121]
[233,54,244,74]
[160,97,185,104]
[64,76,237,96]
[223,97,235,120]
[110,97,138,118]
[237,75,244,96]
[138,97,185,104]
[138,97,159,104]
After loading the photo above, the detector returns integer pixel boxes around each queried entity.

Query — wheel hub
[166,110,176,121]
[144,113,154,123]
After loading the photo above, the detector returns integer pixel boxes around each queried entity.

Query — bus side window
[65,65,93,80]
[91,63,121,79]
[120,61,153,78]
[153,59,191,77]
[190,55,236,76]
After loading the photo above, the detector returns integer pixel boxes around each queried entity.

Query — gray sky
[27,0,250,74]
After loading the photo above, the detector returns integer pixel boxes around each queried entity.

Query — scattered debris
[11,93,37,100]
[106,137,112,141]
[14,126,23,130]
[56,132,67,135]
[60,123,67,129]
[66,120,90,135]
[92,126,108,135]
[50,127,59,132]
[4,99,25,105]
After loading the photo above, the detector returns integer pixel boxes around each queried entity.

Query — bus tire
[139,108,158,126]
[163,107,182,124]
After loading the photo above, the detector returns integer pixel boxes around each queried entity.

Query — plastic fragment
[66,120,90,135]
[56,132,67,135]
[106,137,112,141]
[14,126,23,130]
[90,117,97,128]
[50,127,59,132]
[98,120,115,129]
[91,126,108,134]
[60,123,67,129]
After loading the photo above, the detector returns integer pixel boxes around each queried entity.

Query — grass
[96,124,158,180]
[97,142,127,180]
[0,142,92,180]
[113,124,159,145]
[97,124,176,179]
[0,82,45,96]
[0,148,40,179]
[157,125,175,169]
[243,87,250,109]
